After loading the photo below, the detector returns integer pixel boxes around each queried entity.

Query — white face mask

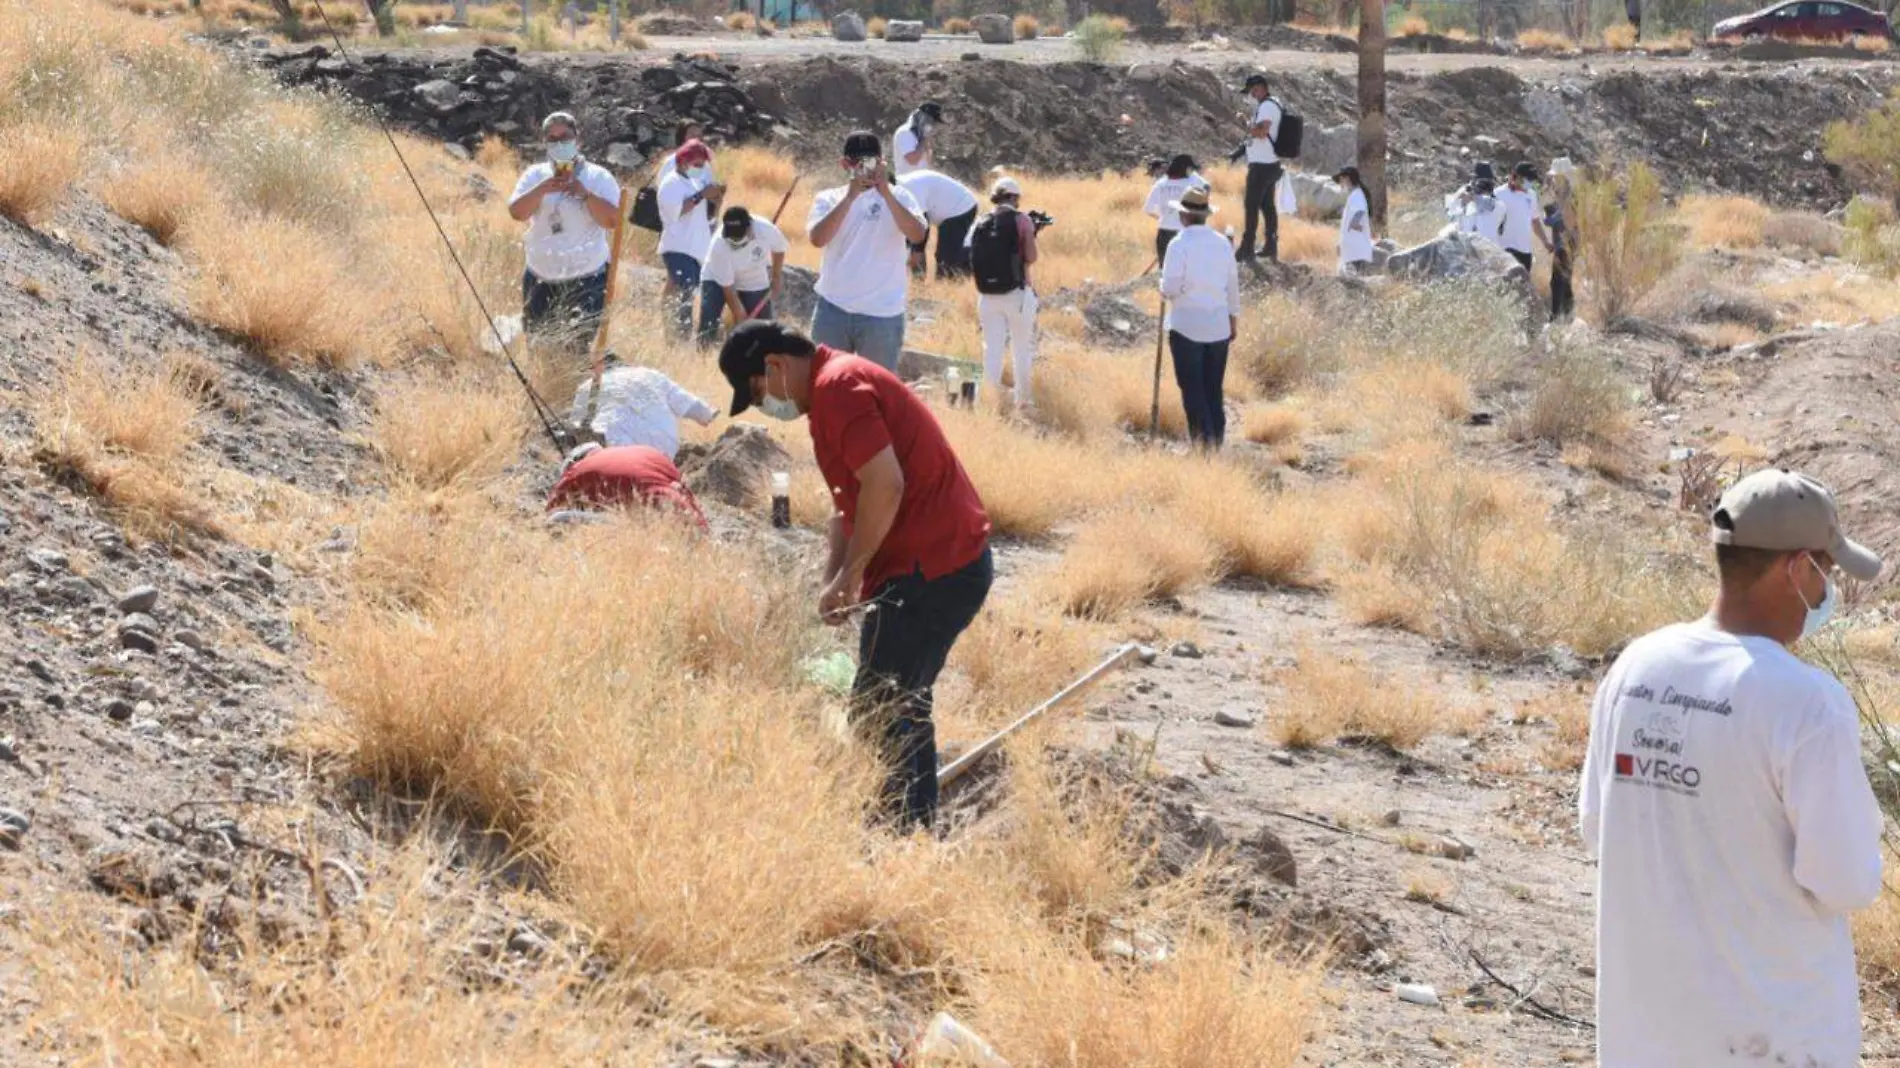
[758,364,800,422]
[687,165,711,183]
[1797,555,1837,640]
[547,141,579,164]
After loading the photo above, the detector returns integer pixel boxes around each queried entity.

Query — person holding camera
[1239,73,1284,263]
[897,167,980,280]
[655,139,724,341]
[892,100,944,177]
[806,131,928,373]
[1159,186,1240,451]
[966,176,1042,412]
[507,111,624,349]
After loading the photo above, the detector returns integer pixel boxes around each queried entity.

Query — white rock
[1396,982,1441,1006]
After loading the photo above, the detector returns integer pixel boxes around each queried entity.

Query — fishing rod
[308,4,572,452]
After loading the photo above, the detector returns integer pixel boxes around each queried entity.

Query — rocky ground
[250,40,1895,209]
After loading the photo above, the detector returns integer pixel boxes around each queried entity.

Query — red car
[1712,0,1894,41]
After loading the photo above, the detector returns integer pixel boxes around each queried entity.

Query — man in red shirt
[719,320,992,831]
[545,443,709,532]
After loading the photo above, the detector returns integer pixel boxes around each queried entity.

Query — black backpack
[1272,105,1304,161]
[969,208,1025,296]
[631,185,663,232]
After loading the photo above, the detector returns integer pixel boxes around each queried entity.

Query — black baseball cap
[1512,160,1539,180]
[721,205,752,240]
[918,100,945,122]
[719,320,815,416]
[1243,72,1269,90]
[842,130,881,161]
[1333,165,1361,186]
[1168,153,1199,177]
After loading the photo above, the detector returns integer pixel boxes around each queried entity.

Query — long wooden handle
[582,181,632,430]
[771,174,799,226]
[1148,300,1167,444]
[937,643,1144,789]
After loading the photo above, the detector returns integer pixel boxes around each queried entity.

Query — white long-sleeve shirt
[569,366,716,460]
[1580,620,1883,1068]
[1159,224,1240,344]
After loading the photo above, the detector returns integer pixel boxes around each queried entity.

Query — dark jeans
[1242,161,1282,261]
[851,545,994,832]
[1168,332,1230,449]
[1508,249,1534,271]
[1155,227,1179,264]
[910,207,979,279]
[696,282,771,346]
[660,251,703,340]
[1550,266,1575,321]
[522,265,608,347]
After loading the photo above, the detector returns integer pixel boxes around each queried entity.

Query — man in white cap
[1581,468,1884,1068]
[966,176,1040,411]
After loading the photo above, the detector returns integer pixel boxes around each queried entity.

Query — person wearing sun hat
[1333,165,1374,275]
[1157,185,1240,450]
[1580,467,1885,1068]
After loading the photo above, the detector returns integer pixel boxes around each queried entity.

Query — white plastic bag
[1275,172,1297,215]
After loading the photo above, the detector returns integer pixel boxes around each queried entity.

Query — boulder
[603,142,648,172]
[1298,122,1358,178]
[1288,171,1348,219]
[1385,229,1526,285]
[777,264,819,326]
[885,18,925,41]
[832,11,867,41]
[972,12,1014,43]
[414,78,461,113]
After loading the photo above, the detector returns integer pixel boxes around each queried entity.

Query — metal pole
[937,644,1144,788]
[610,0,620,42]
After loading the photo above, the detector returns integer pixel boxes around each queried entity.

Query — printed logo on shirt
[1629,705,1686,757]
[1621,682,1733,716]
[866,200,884,220]
[1614,751,1702,795]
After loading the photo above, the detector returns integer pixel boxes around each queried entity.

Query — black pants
[522,265,608,347]
[1508,249,1534,271]
[936,207,977,278]
[1155,227,1179,264]
[1550,266,1575,321]
[1242,162,1282,261]
[1168,331,1230,449]
[851,546,994,832]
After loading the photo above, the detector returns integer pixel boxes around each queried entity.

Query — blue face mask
[1797,555,1836,640]
[548,140,579,164]
[758,364,800,422]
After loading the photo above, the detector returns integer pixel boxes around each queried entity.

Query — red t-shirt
[806,346,990,595]
[545,445,708,531]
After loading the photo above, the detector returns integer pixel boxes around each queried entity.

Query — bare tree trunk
[1357,0,1387,227]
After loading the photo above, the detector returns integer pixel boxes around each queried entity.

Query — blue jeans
[852,545,993,832]
[697,282,772,346]
[1169,331,1230,449]
[660,252,704,340]
[811,296,906,372]
[522,265,608,347]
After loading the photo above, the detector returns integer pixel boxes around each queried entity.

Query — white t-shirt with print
[1495,185,1539,254]
[892,124,925,176]
[701,217,789,292]
[1144,174,1211,232]
[1580,620,1883,1068]
[1338,187,1373,265]
[1246,97,1282,165]
[896,169,978,225]
[656,169,715,261]
[805,183,926,319]
[510,160,623,282]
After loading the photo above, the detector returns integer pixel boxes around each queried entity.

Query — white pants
[978,288,1038,404]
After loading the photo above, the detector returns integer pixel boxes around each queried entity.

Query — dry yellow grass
[101,145,216,245]
[867,14,887,36]
[1516,27,1578,52]
[0,123,88,225]
[1602,22,1637,48]
[1243,403,1308,446]
[1522,689,1592,770]
[372,372,527,490]
[1014,12,1040,37]
[183,212,385,366]
[1272,648,1478,750]
[944,15,972,32]
[1045,506,1222,619]
[1677,194,1770,249]
[1394,13,1430,35]
[1402,866,1456,904]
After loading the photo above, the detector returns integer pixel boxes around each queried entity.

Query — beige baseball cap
[1711,468,1882,581]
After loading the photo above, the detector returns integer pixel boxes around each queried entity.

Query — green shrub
[1072,13,1126,60]
[1825,91,1900,211]
[1844,196,1900,277]
[1570,162,1683,323]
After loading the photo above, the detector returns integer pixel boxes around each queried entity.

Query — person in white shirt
[1333,166,1375,275]
[507,111,625,350]
[1144,153,1210,266]
[806,130,928,372]
[1495,161,1549,272]
[1460,178,1503,245]
[1581,468,1885,1068]
[1444,161,1494,234]
[891,100,943,177]
[698,206,788,345]
[966,176,1041,411]
[654,120,703,185]
[569,352,717,460]
[1158,186,1241,450]
[897,167,980,279]
[655,139,724,341]
[1238,73,1284,263]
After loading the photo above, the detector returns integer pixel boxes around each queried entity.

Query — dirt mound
[636,13,729,35]
[679,424,795,511]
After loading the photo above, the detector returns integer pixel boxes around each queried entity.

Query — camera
[1027,209,1055,231]
[1227,140,1248,164]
